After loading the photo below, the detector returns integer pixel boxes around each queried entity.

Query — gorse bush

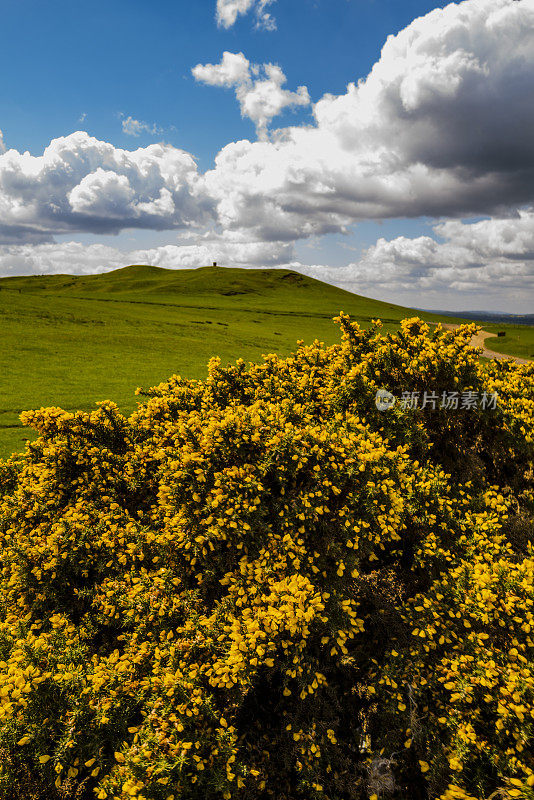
[0,316,533,800]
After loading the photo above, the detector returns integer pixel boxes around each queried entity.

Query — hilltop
[0,264,423,320]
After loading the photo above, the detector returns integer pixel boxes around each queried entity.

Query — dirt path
[441,323,530,365]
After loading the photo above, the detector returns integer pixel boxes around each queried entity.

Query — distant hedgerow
[0,316,533,800]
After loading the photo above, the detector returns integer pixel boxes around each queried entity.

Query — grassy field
[482,322,534,360]
[0,264,531,457]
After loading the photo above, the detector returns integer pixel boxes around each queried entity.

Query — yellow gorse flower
[0,316,531,799]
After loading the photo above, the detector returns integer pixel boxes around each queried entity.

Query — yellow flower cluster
[0,316,532,800]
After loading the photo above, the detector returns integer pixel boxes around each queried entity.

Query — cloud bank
[343,210,534,297]
[0,238,293,277]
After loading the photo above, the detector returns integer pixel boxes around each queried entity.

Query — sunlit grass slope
[0,264,531,457]
[483,323,534,360]
[0,263,426,315]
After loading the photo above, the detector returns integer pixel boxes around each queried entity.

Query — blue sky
[0,0,533,311]
[1,0,444,162]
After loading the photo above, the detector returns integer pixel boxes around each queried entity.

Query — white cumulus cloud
[216,0,276,30]
[0,131,213,243]
[192,51,252,87]
[305,210,534,308]
[203,0,534,241]
[193,52,310,139]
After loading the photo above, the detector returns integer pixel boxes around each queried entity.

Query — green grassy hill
[0,263,426,315]
[482,323,534,360]
[0,264,531,458]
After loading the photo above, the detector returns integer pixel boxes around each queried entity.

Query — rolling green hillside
[0,264,531,458]
[0,263,428,317]
[482,323,534,361]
